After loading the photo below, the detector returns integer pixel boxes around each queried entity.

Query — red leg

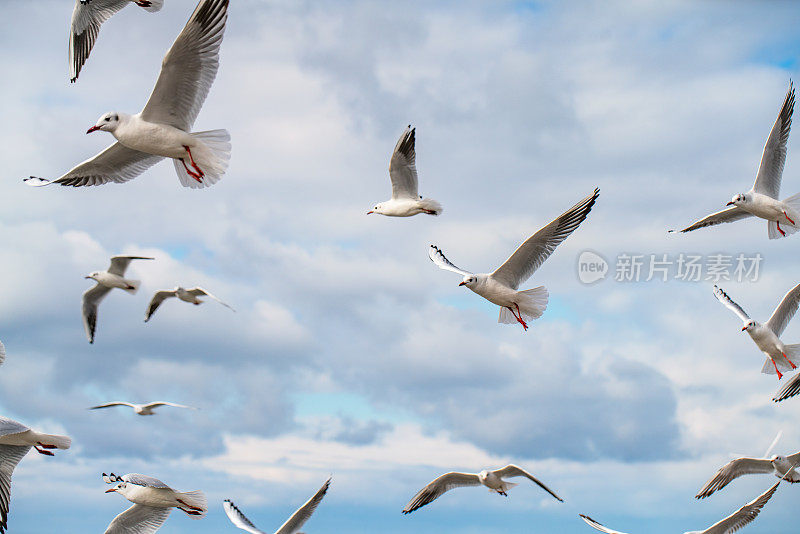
[177,499,203,511]
[180,158,204,184]
[783,352,798,370]
[784,211,796,225]
[777,221,786,237]
[510,304,528,331]
[182,145,205,177]
[34,445,54,456]
[37,442,57,449]
[772,358,784,379]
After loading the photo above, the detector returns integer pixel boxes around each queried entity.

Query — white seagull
[713,283,800,379]
[83,255,154,344]
[367,126,442,217]
[144,286,234,322]
[429,189,599,330]
[674,83,800,238]
[402,465,563,514]
[223,477,331,534]
[89,401,197,415]
[103,472,207,534]
[0,416,71,533]
[580,478,783,534]
[69,0,164,83]
[28,0,230,189]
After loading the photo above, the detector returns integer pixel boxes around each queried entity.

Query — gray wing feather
[123,474,172,490]
[104,504,172,534]
[0,419,28,438]
[766,282,800,337]
[492,465,563,502]
[389,126,419,200]
[579,515,629,534]
[752,83,795,199]
[428,245,473,277]
[713,285,751,323]
[25,143,163,188]
[83,283,113,344]
[491,188,599,289]
[222,500,266,534]
[0,445,31,533]
[108,256,153,276]
[402,472,481,514]
[186,288,235,311]
[69,0,129,82]
[773,372,800,402]
[140,0,229,131]
[676,206,753,233]
[694,458,774,499]
[144,291,177,322]
[702,480,779,534]
[275,478,331,534]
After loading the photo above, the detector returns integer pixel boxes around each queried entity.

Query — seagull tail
[141,0,164,12]
[174,130,231,189]
[122,279,141,295]
[419,197,443,216]
[498,286,549,325]
[35,433,71,450]
[177,490,207,519]
[761,354,796,375]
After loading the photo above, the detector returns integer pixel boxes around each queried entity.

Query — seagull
[580,478,783,534]
[83,255,154,344]
[713,283,800,379]
[89,401,197,415]
[223,477,331,534]
[28,0,230,189]
[367,126,442,217]
[0,340,5,367]
[673,83,800,238]
[69,0,164,83]
[0,416,71,533]
[144,286,234,322]
[103,472,207,534]
[428,188,599,330]
[401,465,563,514]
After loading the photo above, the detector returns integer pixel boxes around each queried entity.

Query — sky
[3,0,800,532]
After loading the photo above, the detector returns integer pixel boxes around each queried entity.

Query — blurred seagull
[367,126,442,217]
[0,416,71,533]
[103,472,207,534]
[713,283,800,379]
[428,188,598,330]
[402,465,563,514]
[28,0,230,189]
[673,83,800,238]
[580,477,783,534]
[89,401,197,416]
[70,0,164,83]
[223,477,331,534]
[144,286,234,322]
[0,340,5,367]
[83,255,154,344]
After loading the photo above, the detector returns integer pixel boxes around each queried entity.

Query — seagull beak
[86,125,101,134]
[742,326,747,331]
[726,201,735,206]
[458,281,466,286]
[367,211,374,215]
[84,276,92,279]
[104,488,116,493]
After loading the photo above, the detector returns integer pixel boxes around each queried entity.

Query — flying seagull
[83,255,154,344]
[429,188,599,330]
[0,417,71,533]
[367,125,442,217]
[144,286,234,322]
[223,477,331,534]
[713,283,800,379]
[28,0,230,189]
[103,472,207,533]
[89,401,197,415]
[580,477,783,534]
[673,83,800,238]
[69,0,164,83]
[0,340,5,367]
[402,465,563,515]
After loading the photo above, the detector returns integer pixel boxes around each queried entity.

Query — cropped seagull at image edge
[429,188,598,330]
[27,0,230,189]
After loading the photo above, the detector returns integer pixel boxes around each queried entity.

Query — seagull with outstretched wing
[90,401,196,416]
[144,286,234,322]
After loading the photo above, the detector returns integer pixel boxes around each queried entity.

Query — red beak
[105,488,116,493]
[458,281,466,286]
[86,125,101,134]
[726,202,735,206]
[741,326,747,331]
[367,211,374,215]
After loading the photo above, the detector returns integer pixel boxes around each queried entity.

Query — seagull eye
[105,118,110,122]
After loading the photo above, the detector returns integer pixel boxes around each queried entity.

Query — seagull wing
[428,245,473,277]
[695,458,774,499]
[122,474,172,490]
[108,255,154,276]
[492,465,563,502]
[579,514,630,534]
[83,283,112,344]
[103,504,172,534]
[713,285,751,323]
[144,290,177,322]
[491,188,599,289]
[89,402,136,410]
[402,472,481,514]
[0,340,5,367]
[389,126,419,200]
[142,402,196,411]
[674,206,753,233]
[773,372,800,402]
[69,0,129,82]
[0,418,29,438]
[765,282,800,337]
[25,143,163,187]
[223,500,266,534]
[0,445,31,533]
[140,0,229,131]
[186,287,235,311]
[752,83,795,199]
[274,477,331,534]
[702,480,779,534]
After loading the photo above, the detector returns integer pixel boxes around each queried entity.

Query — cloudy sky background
[3,0,800,532]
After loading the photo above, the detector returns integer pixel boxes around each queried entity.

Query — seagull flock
[0,0,797,532]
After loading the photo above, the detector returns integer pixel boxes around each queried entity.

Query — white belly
[125,486,176,508]
[95,272,130,289]
[115,117,193,159]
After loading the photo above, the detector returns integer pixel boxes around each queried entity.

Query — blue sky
[3,0,800,532]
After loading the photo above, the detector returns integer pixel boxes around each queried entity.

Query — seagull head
[87,112,121,134]
[727,193,747,206]
[105,482,126,494]
[742,320,756,331]
[367,203,382,215]
[459,275,477,287]
[85,271,100,281]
